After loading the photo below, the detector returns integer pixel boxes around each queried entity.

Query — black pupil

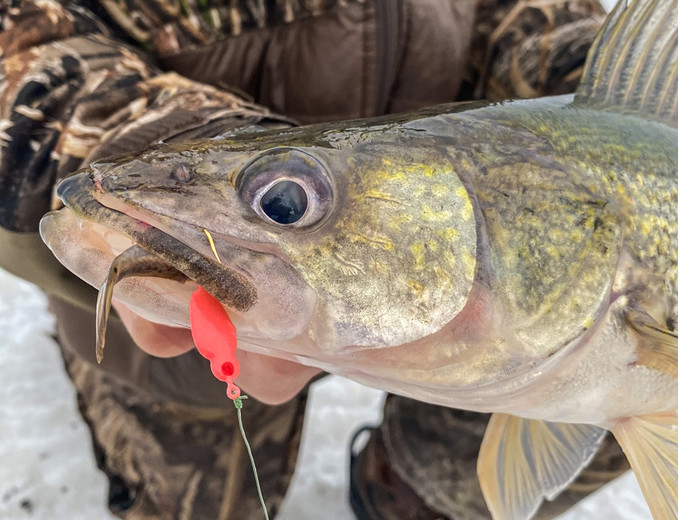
[260,180,308,224]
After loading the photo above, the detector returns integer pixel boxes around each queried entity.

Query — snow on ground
[0,269,114,520]
[0,268,651,519]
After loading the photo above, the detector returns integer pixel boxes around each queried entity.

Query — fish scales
[473,101,678,323]
[451,99,678,349]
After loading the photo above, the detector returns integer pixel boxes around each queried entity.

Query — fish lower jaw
[44,204,319,358]
[41,208,264,336]
[42,209,191,323]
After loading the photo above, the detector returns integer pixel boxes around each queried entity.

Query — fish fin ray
[574,0,678,125]
[627,308,678,377]
[612,414,678,519]
[477,413,606,520]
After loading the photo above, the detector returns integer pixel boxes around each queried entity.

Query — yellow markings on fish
[457,186,474,221]
[408,280,424,296]
[432,265,453,284]
[404,163,436,177]
[363,189,401,204]
[548,228,566,241]
[640,219,653,236]
[391,214,413,227]
[567,261,584,278]
[570,228,585,243]
[203,229,222,264]
[431,184,450,197]
[444,251,456,268]
[375,160,449,189]
[421,204,453,222]
[437,228,461,242]
[546,245,561,259]
[461,248,476,280]
[376,168,408,183]
[412,242,426,269]
[349,231,395,251]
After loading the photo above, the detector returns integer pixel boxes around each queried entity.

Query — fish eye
[260,180,308,224]
[236,148,333,229]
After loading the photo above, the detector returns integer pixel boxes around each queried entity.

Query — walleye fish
[40,0,678,517]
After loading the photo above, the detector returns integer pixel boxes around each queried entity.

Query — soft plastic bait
[189,285,241,399]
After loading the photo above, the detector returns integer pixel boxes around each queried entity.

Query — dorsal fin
[574,0,678,125]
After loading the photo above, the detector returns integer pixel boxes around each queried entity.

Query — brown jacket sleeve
[0,2,290,233]
[158,0,477,123]
[0,1,288,307]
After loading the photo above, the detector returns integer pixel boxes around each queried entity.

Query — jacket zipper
[373,0,402,116]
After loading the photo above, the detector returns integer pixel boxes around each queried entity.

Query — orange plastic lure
[190,285,241,399]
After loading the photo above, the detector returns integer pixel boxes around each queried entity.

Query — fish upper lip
[57,172,258,312]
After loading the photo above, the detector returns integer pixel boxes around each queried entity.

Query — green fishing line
[234,396,269,520]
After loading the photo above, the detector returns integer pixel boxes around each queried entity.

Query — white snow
[0,269,115,520]
[600,0,620,11]
[0,268,652,519]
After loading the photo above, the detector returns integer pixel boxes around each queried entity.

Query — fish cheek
[281,154,478,351]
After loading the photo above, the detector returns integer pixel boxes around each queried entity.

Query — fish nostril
[172,163,193,183]
[88,161,116,182]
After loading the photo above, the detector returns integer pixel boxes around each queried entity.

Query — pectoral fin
[628,308,678,377]
[477,413,606,520]
[612,414,678,519]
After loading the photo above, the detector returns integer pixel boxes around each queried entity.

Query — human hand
[112,300,321,405]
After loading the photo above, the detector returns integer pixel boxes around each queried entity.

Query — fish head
[40,121,482,388]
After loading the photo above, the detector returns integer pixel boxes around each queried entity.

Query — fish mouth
[40,171,267,362]
[58,171,257,307]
